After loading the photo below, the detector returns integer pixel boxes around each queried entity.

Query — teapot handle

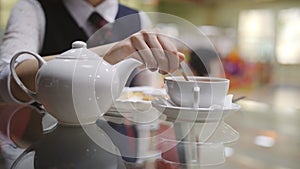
[10,51,46,102]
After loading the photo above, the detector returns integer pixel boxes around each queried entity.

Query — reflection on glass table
[0,101,242,169]
[2,84,300,169]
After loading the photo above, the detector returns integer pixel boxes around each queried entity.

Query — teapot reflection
[0,104,144,169]
[11,123,127,169]
[0,104,43,169]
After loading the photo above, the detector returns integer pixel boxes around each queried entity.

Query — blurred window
[277,8,300,64]
[238,9,275,62]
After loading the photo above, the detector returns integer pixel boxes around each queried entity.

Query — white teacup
[164,76,230,108]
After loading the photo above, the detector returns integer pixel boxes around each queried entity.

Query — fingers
[158,34,184,73]
[177,52,185,62]
[130,34,158,71]
[141,31,185,73]
[111,30,185,74]
[141,31,168,72]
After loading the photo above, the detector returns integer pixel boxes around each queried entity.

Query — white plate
[111,99,152,112]
[152,100,241,122]
[109,86,166,112]
[108,98,161,125]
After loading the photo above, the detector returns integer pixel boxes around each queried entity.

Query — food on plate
[117,87,167,102]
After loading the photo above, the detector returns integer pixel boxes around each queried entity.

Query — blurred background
[122,0,300,109]
[2,0,299,91]
[1,0,300,168]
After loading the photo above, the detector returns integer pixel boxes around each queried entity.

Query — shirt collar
[63,0,119,28]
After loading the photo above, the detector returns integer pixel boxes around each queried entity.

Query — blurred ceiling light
[254,135,275,147]
[254,131,277,148]
[239,9,274,38]
[238,9,275,62]
[224,147,234,157]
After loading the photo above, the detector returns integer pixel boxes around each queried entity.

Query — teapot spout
[113,58,142,97]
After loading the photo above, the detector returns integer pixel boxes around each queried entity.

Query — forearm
[90,42,117,60]
[10,55,57,102]
[0,0,46,102]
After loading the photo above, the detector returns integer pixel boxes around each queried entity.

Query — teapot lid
[57,41,100,60]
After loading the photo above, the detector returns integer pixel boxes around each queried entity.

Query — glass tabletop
[1,86,300,169]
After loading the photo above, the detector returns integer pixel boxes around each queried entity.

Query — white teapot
[10,41,142,125]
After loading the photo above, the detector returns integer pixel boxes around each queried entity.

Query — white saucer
[152,100,240,122]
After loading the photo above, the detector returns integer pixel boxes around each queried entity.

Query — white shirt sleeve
[0,0,45,103]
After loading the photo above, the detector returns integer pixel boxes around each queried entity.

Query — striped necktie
[88,12,108,29]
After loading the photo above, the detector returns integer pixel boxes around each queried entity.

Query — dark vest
[38,0,141,56]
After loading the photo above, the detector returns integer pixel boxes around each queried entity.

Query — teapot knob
[72,41,87,49]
